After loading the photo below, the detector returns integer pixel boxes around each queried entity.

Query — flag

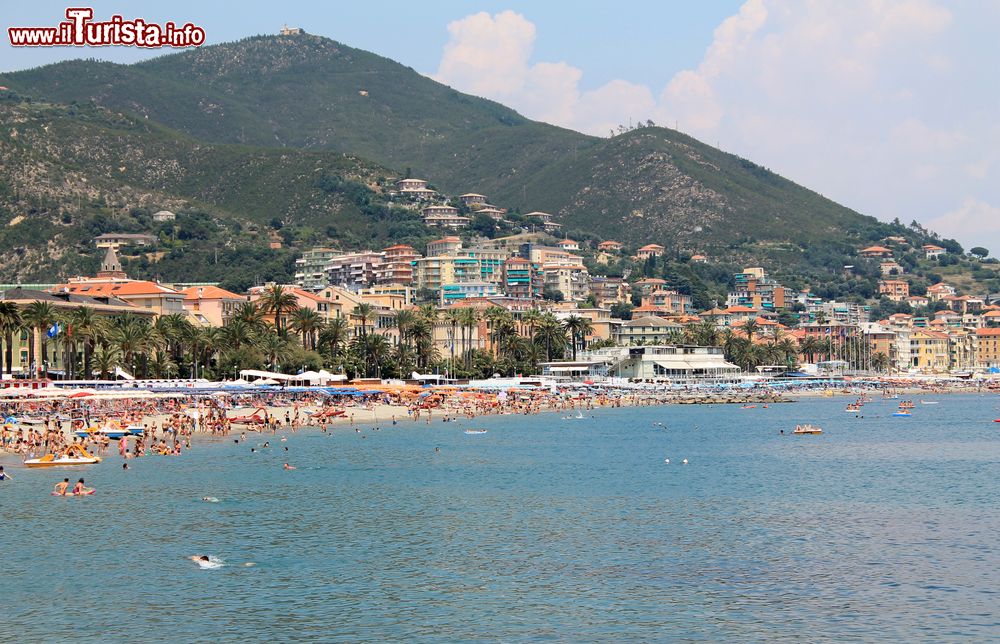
[47,323,60,338]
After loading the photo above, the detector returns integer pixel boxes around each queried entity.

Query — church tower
[96,245,127,279]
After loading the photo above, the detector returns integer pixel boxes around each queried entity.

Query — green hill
[1,32,983,296]
[0,34,884,246]
[0,95,438,289]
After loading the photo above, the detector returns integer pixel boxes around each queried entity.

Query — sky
[3,1,999,254]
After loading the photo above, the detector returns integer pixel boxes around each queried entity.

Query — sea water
[2,394,999,641]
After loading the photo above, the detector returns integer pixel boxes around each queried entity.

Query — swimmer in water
[189,555,211,563]
[0,465,10,481]
[122,462,129,470]
[54,478,69,495]
[283,463,295,470]
[71,478,92,495]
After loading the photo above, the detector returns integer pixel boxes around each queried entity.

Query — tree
[542,287,564,302]
[22,301,58,377]
[289,307,322,350]
[353,303,375,337]
[318,318,350,366]
[459,307,479,368]
[259,285,298,334]
[534,313,566,361]
[68,306,103,379]
[563,315,591,360]
[442,308,462,375]
[970,247,990,259]
[0,302,22,375]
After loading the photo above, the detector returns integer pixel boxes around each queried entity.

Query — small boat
[74,422,130,440]
[741,405,757,409]
[899,401,915,409]
[845,405,861,413]
[919,400,938,405]
[25,445,101,467]
[792,424,823,435]
[892,411,911,417]
[126,425,145,436]
[464,429,488,435]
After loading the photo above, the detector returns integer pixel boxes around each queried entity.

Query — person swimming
[0,465,9,481]
[283,463,295,470]
[189,555,223,569]
[54,478,69,495]
[71,478,92,495]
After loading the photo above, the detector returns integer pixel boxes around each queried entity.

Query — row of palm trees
[0,284,604,381]
[6,282,893,380]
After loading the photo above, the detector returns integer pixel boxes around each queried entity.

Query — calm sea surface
[2,394,999,642]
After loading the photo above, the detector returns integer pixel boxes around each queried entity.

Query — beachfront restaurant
[540,345,741,384]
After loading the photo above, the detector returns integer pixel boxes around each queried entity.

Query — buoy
[682,458,689,465]
[664,458,670,464]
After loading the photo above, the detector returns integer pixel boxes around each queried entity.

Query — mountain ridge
[0,32,975,295]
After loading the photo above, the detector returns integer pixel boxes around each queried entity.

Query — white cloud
[433,11,657,133]
[433,3,1000,255]
[927,199,1000,253]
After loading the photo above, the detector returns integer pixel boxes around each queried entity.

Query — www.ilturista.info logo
[8,8,205,48]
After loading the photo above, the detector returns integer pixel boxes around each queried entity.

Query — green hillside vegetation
[2,33,992,300]
[0,34,888,248]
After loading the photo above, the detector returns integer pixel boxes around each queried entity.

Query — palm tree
[0,302,22,375]
[742,318,761,344]
[289,307,322,350]
[232,301,266,329]
[110,313,152,376]
[68,306,103,379]
[665,328,686,346]
[442,308,462,375]
[22,301,58,377]
[563,315,592,360]
[458,307,479,368]
[871,351,890,373]
[220,317,255,351]
[410,318,436,369]
[318,318,350,365]
[687,318,719,347]
[353,303,375,337]
[799,335,821,364]
[534,313,565,361]
[521,308,543,340]
[187,326,220,379]
[483,306,514,356]
[259,285,298,334]
[351,333,391,378]
[93,346,121,380]
[257,333,293,372]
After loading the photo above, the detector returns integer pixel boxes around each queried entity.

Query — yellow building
[909,330,950,372]
[976,328,1000,368]
[181,285,246,327]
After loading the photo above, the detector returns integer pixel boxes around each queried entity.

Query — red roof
[638,244,665,251]
[860,245,892,253]
[60,281,180,297]
[181,285,244,301]
[977,328,1000,336]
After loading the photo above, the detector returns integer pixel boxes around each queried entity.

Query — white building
[539,345,740,383]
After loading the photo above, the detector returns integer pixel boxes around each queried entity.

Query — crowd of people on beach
[0,377,995,478]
